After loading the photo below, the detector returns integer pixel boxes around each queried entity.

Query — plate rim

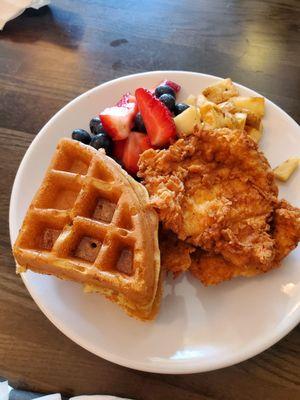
[9,70,300,374]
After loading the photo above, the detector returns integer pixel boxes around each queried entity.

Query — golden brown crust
[13,138,161,320]
[273,200,300,262]
[139,128,278,269]
[159,229,195,276]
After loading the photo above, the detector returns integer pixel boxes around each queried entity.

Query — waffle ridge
[13,138,161,320]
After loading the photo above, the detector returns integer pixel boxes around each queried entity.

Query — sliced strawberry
[113,139,126,161]
[135,88,176,147]
[116,92,137,107]
[100,102,137,141]
[122,132,152,175]
[161,79,181,93]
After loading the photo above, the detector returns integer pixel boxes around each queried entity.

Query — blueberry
[159,94,175,111]
[154,84,175,98]
[89,117,100,134]
[90,133,113,155]
[134,112,146,133]
[89,117,107,135]
[72,129,91,144]
[174,103,190,116]
[95,124,107,135]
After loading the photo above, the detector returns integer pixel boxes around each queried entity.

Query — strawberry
[161,79,181,93]
[100,93,138,141]
[113,139,126,161]
[122,132,152,175]
[135,88,177,147]
[116,92,136,107]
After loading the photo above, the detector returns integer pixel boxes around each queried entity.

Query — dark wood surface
[1,1,300,399]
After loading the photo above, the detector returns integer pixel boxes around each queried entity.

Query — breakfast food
[13,76,300,321]
[160,201,300,285]
[51,78,300,287]
[71,80,183,176]
[274,158,300,182]
[139,128,278,260]
[13,138,161,320]
[137,79,300,285]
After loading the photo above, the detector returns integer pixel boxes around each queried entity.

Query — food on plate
[139,126,300,285]
[90,133,113,154]
[174,106,200,136]
[133,112,147,133]
[89,116,106,135]
[99,93,138,141]
[245,123,263,143]
[159,230,195,277]
[184,94,197,106]
[274,158,300,182]
[13,77,300,321]
[122,131,152,175]
[135,88,177,146]
[161,200,300,285]
[139,128,277,265]
[202,78,239,104]
[13,138,161,320]
[174,102,190,116]
[69,76,299,288]
[159,79,181,93]
[72,129,91,145]
[72,83,185,175]
[154,84,176,99]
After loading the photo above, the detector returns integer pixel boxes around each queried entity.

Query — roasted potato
[230,96,265,118]
[184,94,197,106]
[200,103,227,129]
[202,78,239,104]
[245,123,263,143]
[196,94,210,107]
[233,112,247,130]
[274,158,300,181]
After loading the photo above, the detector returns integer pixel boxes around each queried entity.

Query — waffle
[13,138,161,320]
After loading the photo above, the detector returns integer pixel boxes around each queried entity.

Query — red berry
[113,139,126,161]
[135,88,176,147]
[162,79,181,93]
[116,92,136,107]
[122,131,152,175]
[100,93,138,141]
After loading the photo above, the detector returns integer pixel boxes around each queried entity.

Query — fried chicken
[159,229,195,276]
[273,200,300,263]
[139,128,300,284]
[139,128,278,268]
[160,200,300,285]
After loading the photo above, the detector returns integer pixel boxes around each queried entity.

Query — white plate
[9,71,300,374]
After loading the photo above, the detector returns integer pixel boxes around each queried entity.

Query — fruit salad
[71,79,189,175]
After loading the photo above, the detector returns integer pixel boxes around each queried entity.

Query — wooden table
[1,1,299,398]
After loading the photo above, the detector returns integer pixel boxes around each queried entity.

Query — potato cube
[196,94,210,107]
[219,100,236,113]
[184,94,197,106]
[202,78,239,104]
[174,106,201,136]
[246,113,262,129]
[274,158,300,182]
[234,112,247,130]
[230,96,265,118]
[200,103,226,129]
[245,122,263,143]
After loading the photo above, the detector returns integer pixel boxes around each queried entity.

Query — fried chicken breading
[159,229,195,276]
[160,200,300,285]
[273,200,300,263]
[139,128,279,270]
